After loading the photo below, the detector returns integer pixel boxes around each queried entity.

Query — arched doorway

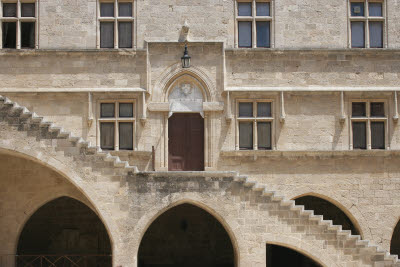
[17,197,112,267]
[294,195,360,236]
[390,220,400,256]
[266,244,322,267]
[138,203,235,267]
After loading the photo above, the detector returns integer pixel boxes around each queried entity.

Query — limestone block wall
[225,50,400,87]
[0,52,146,89]
[33,0,400,49]
[39,0,97,49]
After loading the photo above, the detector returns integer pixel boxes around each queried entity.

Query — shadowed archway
[17,197,112,267]
[294,195,360,236]
[390,220,400,256]
[138,203,235,267]
[266,244,322,267]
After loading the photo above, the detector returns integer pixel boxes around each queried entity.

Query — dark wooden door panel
[168,113,204,171]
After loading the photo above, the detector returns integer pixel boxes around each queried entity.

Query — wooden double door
[168,113,204,171]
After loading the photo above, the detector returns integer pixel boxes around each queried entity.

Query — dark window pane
[101,103,115,118]
[351,2,364,16]
[118,2,132,16]
[256,21,270,47]
[119,122,133,150]
[371,122,385,149]
[239,102,253,117]
[100,22,114,48]
[100,122,115,150]
[256,2,270,16]
[239,122,253,149]
[118,21,132,48]
[2,22,16,48]
[21,22,35,48]
[352,102,366,117]
[238,21,252,48]
[370,102,385,117]
[100,2,114,17]
[369,2,382,16]
[369,21,383,48]
[3,3,17,17]
[119,103,133,117]
[257,122,271,150]
[238,2,252,16]
[353,122,366,149]
[21,3,35,17]
[351,21,365,48]
[257,102,271,117]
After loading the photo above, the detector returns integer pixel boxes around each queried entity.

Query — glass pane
[353,122,366,149]
[257,122,271,150]
[21,3,35,17]
[238,21,252,48]
[119,103,133,117]
[100,123,115,150]
[238,2,252,16]
[351,2,364,16]
[100,22,114,48]
[369,21,383,48]
[119,123,133,150]
[118,21,132,48]
[351,21,365,48]
[100,2,114,17]
[371,122,385,149]
[256,2,270,16]
[239,122,253,149]
[369,2,382,16]
[2,22,16,48]
[239,102,253,117]
[118,2,132,16]
[256,21,270,47]
[21,22,35,48]
[257,102,271,117]
[370,102,385,117]
[3,3,17,17]
[101,103,115,118]
[352,102,366,117]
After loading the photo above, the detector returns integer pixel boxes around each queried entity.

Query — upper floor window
[98,100,136,151]
[236,100,274,150]
[98,0,135,49]
[349,0,386,48]
[236,0,273,48]
[350,100,387,150]
[1,0,37,49]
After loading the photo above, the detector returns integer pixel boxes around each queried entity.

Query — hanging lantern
[181,43,191,68]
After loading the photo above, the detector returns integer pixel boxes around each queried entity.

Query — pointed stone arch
[390,218,400,256]
[136,199,239,267]
[292,193,362,237]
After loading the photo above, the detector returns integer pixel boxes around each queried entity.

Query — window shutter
[118,22,132,48]
[100,123,115,150]
[239,122,253,149]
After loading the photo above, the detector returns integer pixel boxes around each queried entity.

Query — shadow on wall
[17,197,112,267]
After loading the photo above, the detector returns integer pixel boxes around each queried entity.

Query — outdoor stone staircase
[1,94,399,267]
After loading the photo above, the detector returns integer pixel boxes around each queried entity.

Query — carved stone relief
[168,82,204,117]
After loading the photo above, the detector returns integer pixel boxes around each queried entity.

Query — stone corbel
[340,91,346,123]
[87,92,94,127]
[140,91,147,125]
[280,91,286,122]
[394,91,399,122]
[203,102,224,112]
[147,102,169,112]
[225,91,233,122]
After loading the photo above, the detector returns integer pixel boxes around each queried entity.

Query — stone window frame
[97,99,137,151]
[235,98,276,150]
[0,0,38,49]
[234,0,274,48]
[349,98,389,150]
[96,0,136,49]
[347,0,387,48]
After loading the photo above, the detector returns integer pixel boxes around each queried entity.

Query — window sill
[109,150,152,157]
[220,149,400,158]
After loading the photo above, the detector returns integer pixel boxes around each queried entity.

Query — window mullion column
[367,102,371,149]
[253,102,257,150]
[365,0,369,48]
[16,0,20,49]
[115,102,119,151]
[252,0,256,48]
[114,0,118,48]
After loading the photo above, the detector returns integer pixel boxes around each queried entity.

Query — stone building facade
[1,0,400,266]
